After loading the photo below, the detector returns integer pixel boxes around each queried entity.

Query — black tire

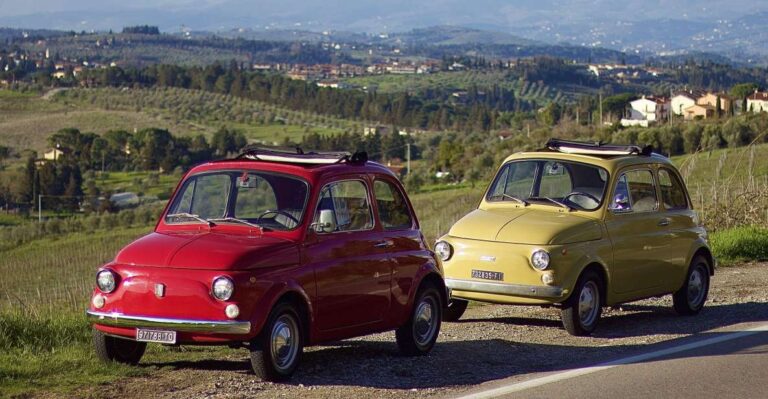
[560,270,603,336]
[442,298,469,322]
[396,284,442,356]
[673,256,710,315]
[250,302,304,381]
[92,329,146,365]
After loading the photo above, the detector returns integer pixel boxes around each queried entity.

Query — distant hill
[2,1,768,64]
[0,27,68,40]
[215,28,370,43]
[382,26,537,46]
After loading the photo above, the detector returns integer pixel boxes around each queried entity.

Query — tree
[11,156,36,204]
[63,166,84,211]
[715,96,722,118]
[730,83,759,113]
[211,127,246,157]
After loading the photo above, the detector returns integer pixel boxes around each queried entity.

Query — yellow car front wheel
[560,270,603,336]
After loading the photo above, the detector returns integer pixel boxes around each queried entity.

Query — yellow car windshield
[486,160,608,211]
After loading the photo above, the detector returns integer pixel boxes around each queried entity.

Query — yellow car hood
[448,208,602,245]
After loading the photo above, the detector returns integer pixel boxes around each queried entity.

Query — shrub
[710,226,768,264]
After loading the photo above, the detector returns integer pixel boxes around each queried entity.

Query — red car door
[371,177,424,320]
[305,178,392,331]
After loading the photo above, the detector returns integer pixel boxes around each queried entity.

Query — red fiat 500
[87,148,446,381]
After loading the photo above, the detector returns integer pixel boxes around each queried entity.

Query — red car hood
[114,231,299,270]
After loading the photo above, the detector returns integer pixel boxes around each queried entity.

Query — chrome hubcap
[414,297,438,346]
[687,266,706,307]
[578,281,599,327]
[270,315,299,371]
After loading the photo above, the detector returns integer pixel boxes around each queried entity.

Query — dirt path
[46,262,768,399]
[41,88,68,100]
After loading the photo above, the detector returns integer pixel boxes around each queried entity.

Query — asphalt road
[456,322,768,399]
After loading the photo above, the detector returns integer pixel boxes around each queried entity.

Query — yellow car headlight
[531,249,550,270]
[435,241,453,261]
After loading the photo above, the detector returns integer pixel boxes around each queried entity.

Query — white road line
[457,323,768,399]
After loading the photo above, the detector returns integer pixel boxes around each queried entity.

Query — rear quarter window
[374,179,413,230]
[658,168,688,210]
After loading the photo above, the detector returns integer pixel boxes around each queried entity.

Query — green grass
[233,122,343,144]
[0,213,24,226]
[0,227,151,312]
[0,224,239,396]
[94,171,181,198]
[0,308,238,397]
[673,144,768,189]
[409,187,483,243]
[0,89,36,100]
[672,144,768,230]
[710,226,768,265]
[0,227,150,396]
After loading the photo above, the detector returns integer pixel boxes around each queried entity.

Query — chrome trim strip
[446,278,564,298]
[86,310,251,335]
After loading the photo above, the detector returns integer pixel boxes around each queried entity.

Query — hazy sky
[0,1,199,16]
[0,0,763,33]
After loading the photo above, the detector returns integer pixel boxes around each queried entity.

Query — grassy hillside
[0,87,357,155]
[673,144,768,229]
[345,70,571,104]
[0,89,201,154]
[674,144,768,189]
[54,88,355,143]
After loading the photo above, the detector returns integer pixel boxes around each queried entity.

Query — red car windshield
[165,170,309,231]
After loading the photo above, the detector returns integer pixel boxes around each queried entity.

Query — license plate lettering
[136,328,176,344]
[472,269,504,281]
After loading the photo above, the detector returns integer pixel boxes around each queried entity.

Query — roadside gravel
[53,262,768,399]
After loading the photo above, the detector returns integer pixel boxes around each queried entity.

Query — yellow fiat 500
[436,139,714,335]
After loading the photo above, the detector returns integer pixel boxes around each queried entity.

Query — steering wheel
[563,191,601,206]
[256,210,300,225]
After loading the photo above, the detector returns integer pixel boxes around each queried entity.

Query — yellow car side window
[611,170,658,213]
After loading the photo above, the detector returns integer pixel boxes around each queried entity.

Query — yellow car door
[604,167,669,295]
[655,167,698,290]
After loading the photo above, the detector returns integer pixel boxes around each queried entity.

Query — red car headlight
[96,270,117,293]
[212,276,234,301]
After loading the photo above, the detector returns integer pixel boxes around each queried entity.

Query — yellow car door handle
[657,218,670,227]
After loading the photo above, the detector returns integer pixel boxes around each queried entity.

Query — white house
[43,147,68,161]
[671,91,703,116]
[620,95,669,127]
[747,91,768,113]
[631,96,669,121]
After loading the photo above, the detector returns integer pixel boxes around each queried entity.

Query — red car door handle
[657,218,670,227]
[374,240,393,248]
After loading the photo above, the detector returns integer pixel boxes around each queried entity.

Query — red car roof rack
[236,146,368,165]
[544,139,654,157]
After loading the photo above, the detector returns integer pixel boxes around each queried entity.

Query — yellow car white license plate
[472,269,504,281]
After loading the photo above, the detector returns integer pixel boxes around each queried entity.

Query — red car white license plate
[136,328,177,344]
[472,269,504,281]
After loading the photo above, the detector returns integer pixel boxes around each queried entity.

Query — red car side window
[374,179,413,230]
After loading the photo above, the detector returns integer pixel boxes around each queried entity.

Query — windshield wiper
[166,213,215,226]
[490,193,529,206]
[529,197,574,211]
[208,217,263,229]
